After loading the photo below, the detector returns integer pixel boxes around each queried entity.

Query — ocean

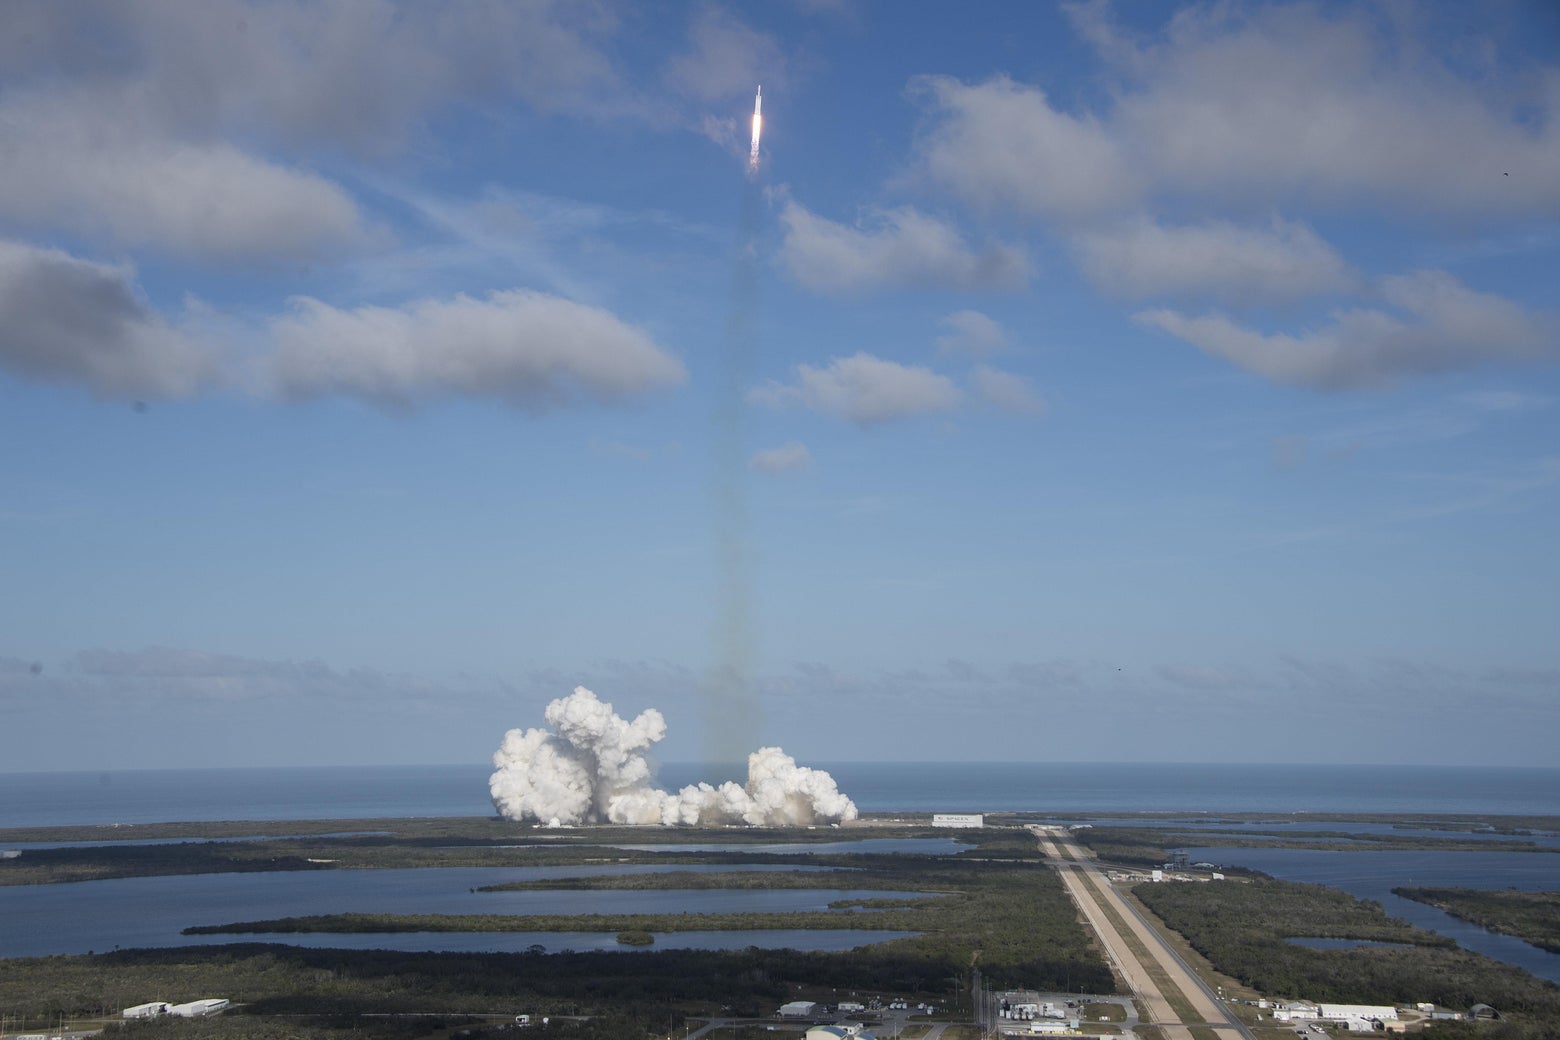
[3,761,1558,829]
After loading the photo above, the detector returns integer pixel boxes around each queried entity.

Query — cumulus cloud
[1137,270,1556,390]
[0,100,368,262]
[937,309,1007,357]
[0,239,687,412]
[0,1,627,260]
[3,0,624,153]
[1074,217,1354,304]
[750,441,812,473]
[1104,3,1560,217]
[778,201,1027,294]
[971,365,1044,416]
[905,7,1560,225]
[0,240,214,398]
[751,353,962,424]
[908,74,1136,220]
[268,289,686,409]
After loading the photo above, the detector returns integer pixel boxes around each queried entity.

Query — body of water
[1183,845,1560,983]
[3,762,1559,828]
[0,864,920,958]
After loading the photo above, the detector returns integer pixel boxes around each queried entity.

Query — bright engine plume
[748,85,762,172]
[489,686,857,827]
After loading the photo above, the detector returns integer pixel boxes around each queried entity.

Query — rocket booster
[748,85,763,171]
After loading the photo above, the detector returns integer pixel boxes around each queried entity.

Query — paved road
[1031,826,1254,1040]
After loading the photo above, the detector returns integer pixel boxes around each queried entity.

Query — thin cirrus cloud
[777,200,1028,294]
[665,6,787,103]
[750,441,812,474]
[1138,270,1556,391]
[971,365,1043,416]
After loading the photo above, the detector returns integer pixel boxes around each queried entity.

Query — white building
[1272,1002,1320,1022]
[932,813,984,828]
[779,1002,819,1019]
[123,1002,171,1019]
[807,1026,873,1040]
[169,999,230,1018]
[1316,1004,1404,1022]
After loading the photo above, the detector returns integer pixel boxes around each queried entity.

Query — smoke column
[489,686,857,827]
[705,92,766,769]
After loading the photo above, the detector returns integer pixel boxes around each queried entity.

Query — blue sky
[2,0,1558,772]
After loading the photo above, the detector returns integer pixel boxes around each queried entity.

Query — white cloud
[752,353,961,425]
[937,310,1007,357]
[971,365,1044,416]
[911,8,1560,221]
[666,8,786,103]
[1073,217,1354,305]
[1137,270,1555,390]
[0,1,630,261]
[778,200,1027,293]
[750,441,812,473]
[0,97,368,262]
[908,74,1136,220]
[4,1,625,154]
[0,240,214,398]
[269,289,686,409]
[1101,3,1560,217]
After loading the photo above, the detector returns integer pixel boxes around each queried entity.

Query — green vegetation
[1396,888,1560,954]
[0,820,997,886]
[615,930,655,946]
[177,855,1112,993]
[0,824,1113,1038]
[1069,825,1552,868]
[1132,875,1560,1030]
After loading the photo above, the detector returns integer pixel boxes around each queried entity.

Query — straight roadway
[1030,826,1255,1040]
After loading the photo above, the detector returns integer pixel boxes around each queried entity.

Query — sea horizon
[3,761,1558,830]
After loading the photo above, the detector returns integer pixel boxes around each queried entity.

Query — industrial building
[169,999,230,1018]
[931,814,983,828]
[778,1002,819,1019]
[122,1002,171,1019]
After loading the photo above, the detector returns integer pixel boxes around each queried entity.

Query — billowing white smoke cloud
[489,687,858,827]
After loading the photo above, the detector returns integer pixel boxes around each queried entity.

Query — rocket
[748,85,762,171]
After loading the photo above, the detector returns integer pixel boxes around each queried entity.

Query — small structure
[932,813,984,828]
[170,999,230,1018]
[807,1026,873,1040]
[1272,1002,1320,1022]
[123,1002,171,1019]
[779,1002,820,1019]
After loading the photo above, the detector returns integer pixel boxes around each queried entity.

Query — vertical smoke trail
[706,165,765,771]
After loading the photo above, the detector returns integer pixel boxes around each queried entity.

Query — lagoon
[0,864,922,959]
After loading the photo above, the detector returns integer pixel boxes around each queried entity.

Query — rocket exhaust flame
[748,85,762,172]
[489,686,858,827]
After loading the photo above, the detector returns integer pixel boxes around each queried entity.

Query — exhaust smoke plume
[490,686,857,827]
